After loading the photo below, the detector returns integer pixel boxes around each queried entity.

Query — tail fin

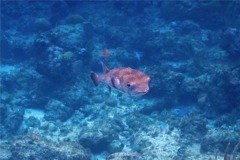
[90,72,99,86]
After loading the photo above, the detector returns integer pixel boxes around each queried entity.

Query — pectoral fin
[111,77,117,88]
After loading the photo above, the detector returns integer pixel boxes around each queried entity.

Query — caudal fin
[90,72,99,86]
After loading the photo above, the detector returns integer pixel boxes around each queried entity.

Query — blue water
[1,1,240,160]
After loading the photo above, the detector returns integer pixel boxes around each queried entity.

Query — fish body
[90,63,150,96]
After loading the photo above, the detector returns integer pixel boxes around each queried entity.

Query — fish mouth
[131,88,149,96]
[137,91,147,94]
[138,88,149,94]
[134,91,148,96]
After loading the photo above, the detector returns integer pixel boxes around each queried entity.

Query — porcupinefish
[90,62,150,96]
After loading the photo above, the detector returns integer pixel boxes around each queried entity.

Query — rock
[106,152,143,160]
[160,1,236,29]
[48,24,84,50]
[126,114,153,131]
[48,123,58,132]
[44,99,73,122]
[108,140,124,153]
[220,28,240,59]
[10,134,91,160]
[1,31,34,61]
[200,128,239,153]
[65,14,84,25]
[83,22,94,40]
[4,106,24,134]
[0,105,7,122]
[0,124,8,139]
[79,119,119,153]
[91,95,104,104]
[180,116,207,142]
[72,60,83,76]
[177,20,200,35]
[0,140,12,160]
[25,116,41,128]
[34,18,51,31]
[105,98,118,107]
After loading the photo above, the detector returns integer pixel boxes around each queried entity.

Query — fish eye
[127,83,135,89]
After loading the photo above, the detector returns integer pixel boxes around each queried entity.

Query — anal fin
[108,86,111,95]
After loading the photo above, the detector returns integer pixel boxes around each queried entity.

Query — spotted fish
[90,62,150,96]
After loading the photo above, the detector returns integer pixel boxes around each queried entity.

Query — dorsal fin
[101,62,110,73]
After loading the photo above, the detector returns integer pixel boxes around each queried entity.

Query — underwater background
[1,1,240,160]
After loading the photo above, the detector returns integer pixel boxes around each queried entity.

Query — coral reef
[10,134,91,160]
[106,152,143,160]
[44,99,73,121]
[1,1,240,160]
[34,18,52,31]
[78,119,120,153]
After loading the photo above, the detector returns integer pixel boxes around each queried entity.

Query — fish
[134,51,142,61]
[90,62,150,96]
[100,48,110,59]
